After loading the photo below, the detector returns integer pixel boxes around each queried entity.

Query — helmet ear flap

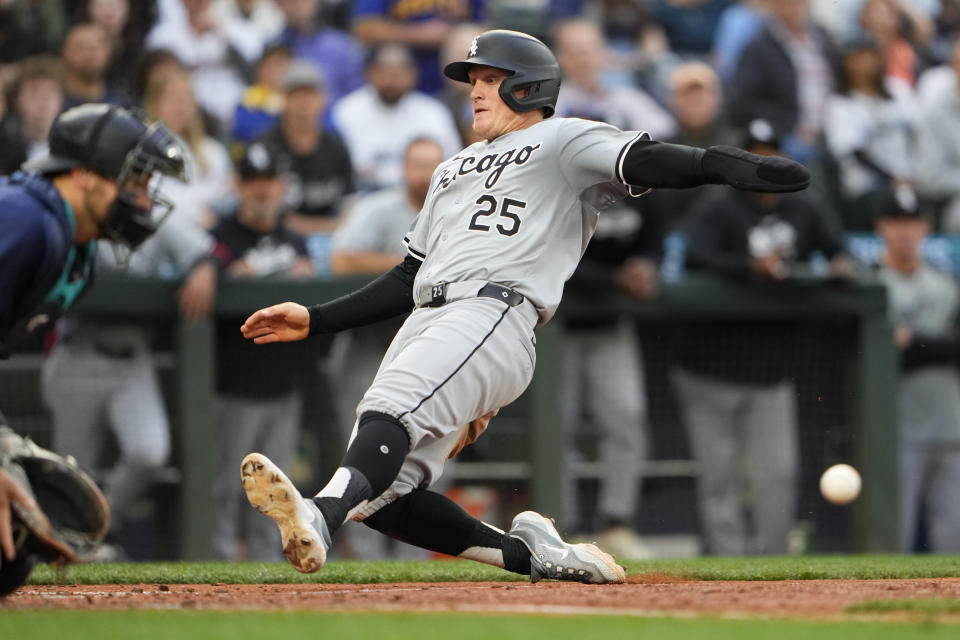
[499,76,560,117]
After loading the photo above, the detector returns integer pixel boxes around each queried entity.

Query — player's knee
[357,411,411,447]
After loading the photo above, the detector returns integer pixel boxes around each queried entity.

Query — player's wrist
[307,304,326,336]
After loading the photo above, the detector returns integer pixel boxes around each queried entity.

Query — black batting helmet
[443,29,561,117]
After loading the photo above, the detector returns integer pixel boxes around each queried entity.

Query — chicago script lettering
[434,143,542,192]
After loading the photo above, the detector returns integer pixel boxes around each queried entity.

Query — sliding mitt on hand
[702,145,811,193]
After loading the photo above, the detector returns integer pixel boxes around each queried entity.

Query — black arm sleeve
[308,254,421,335]
[619,139,810,193]
[619,139,709,189]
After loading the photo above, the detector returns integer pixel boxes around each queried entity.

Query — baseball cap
[281,60,325,92]
[876,184,923,221]
[739,118,782,151]
[238,142,283,181]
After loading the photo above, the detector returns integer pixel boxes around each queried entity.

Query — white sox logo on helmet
[468,37,478,57]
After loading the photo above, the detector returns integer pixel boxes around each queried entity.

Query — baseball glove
[0,427,109,568]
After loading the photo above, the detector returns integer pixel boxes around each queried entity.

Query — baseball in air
[819,464,862,505]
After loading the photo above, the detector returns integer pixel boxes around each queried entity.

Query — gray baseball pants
[352,295,539,520]
[671,368,798,555]
[328,326,431,560]
[562,317,648,529]
[899,442,960,553]
[42,339,170,525]
[212,392,299,561]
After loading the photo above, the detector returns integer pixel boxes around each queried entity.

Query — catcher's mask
[101,121,187,251]
[443,29,561,117]
[24,103,188,254]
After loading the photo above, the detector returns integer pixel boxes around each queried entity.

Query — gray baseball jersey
[333,187,418,255]
[404,117,647,325]
[351,117,651,517]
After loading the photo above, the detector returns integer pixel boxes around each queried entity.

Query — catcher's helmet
[23,103,185,182]
[23,103,187,249]
[444,29,561,117]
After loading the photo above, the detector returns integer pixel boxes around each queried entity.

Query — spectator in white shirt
[147,0,265,135]
[553,19,676,139]
[144,65,235,229]
[331,42,461,191]
[823,35,918,230]
[915,36,960,231]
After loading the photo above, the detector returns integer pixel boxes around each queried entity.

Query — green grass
[2,610,960,640]
[848,599,960,615]
[26,554,960,585]
[11,557,960,639]
[27,559,525,585]
[635,555,960,581]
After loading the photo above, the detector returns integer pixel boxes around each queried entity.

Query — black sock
[363,488,531,576]
[312,411,409,533]
[501,535,532,575]
[312,466,371,534]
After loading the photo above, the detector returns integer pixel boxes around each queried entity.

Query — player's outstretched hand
[240,302,310,344]
[703,145,810,193]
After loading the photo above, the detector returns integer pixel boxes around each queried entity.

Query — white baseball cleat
[508,511,627,584]
[240,452,331,574]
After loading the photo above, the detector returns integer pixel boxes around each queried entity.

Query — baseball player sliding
[239,30,810,584]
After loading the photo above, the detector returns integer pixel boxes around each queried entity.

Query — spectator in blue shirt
[275,0,365,105]
[351,0,483,94]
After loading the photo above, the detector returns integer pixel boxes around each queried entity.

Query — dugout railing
[0,273,896,558]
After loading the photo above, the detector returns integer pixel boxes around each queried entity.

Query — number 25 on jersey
[469,194,526,237]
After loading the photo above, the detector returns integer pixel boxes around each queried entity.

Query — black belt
[424,282,525,308]
[60,335,137,359]
[92,342,136,359]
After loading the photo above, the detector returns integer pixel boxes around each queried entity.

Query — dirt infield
[4,577,960,618]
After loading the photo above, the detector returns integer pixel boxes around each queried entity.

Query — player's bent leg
[312,411,410,536]
[363,489,625,585]
[240,453,331,573]
[363,488,531,573]
[508,511,626,584]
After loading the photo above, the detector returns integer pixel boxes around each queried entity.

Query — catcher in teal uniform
[0,103,186,595]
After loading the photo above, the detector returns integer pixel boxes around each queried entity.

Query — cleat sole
[241,453,326,574]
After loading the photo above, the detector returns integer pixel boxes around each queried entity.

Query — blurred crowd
[2,0,960,232]
[4,0,960,562]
